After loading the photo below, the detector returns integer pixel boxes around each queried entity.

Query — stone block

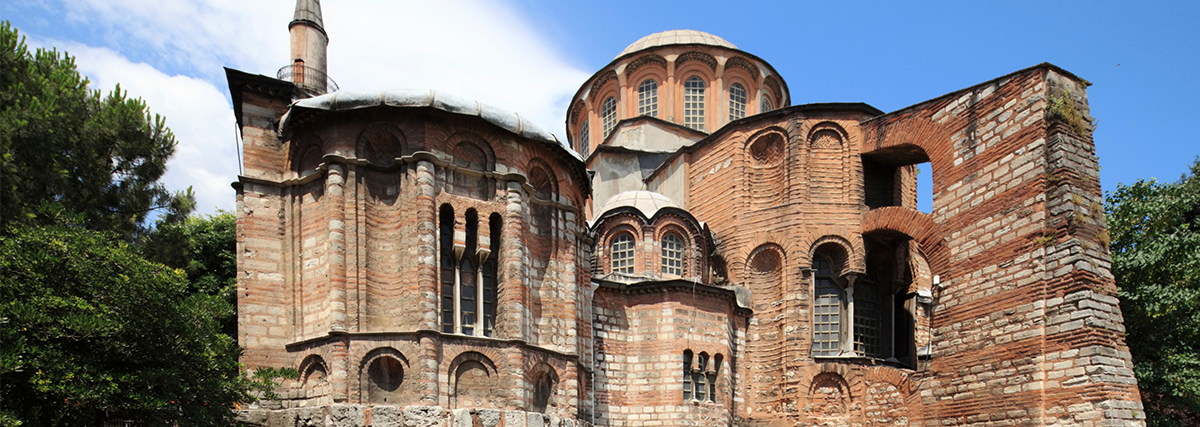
[404,406,445,427]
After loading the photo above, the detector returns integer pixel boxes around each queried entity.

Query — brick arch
[446,350,501,409]
[298,353,329,387]
[597,218,644,275]
[527,361,560,413]
[569,99,586,126]
[676,51,718,72]
[525,158,558,201]
[860,365,916,397]
[725,56,759,82]
[805,371,852,415]
[624,53,667,79]
[290,135,324,176]
[359,347,411,405]
[728,235,801,284]
[653,222,693,278]
[356,122,406,164]
[795,227,866,275]
[862,206,948,275]
[589,70,618,103]
[448,132,494,172]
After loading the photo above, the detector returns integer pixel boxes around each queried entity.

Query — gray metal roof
[617,30,736,59]
[279,89,580,162]
[595,190,681,219]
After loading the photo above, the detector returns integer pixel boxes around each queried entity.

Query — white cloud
[26,37,240,215]
[322,2,591,137]
[21,0,591,216]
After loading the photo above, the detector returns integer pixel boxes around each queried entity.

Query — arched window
[683,350,721,403]
[683,76,706,131]
[760,95,773,113]
[661,233,683,276]
[812,256,843,357]
[440,206,498,337]
[579,120,590,157]
[611,233,635,274]
[601,97,617,139]
[638,79,658,117]
[729,83,746,121]
[682,350,694,401]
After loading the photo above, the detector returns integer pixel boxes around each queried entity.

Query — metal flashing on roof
[279,89,580,161]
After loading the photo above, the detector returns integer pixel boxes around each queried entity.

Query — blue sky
[3,1,1197,215]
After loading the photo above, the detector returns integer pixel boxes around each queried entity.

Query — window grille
[684,76,706,131]
[729,83,746,121]
[611,233,635,274]
[854,283,884,358]
[638,79,658,117]
[579,120,590,156]
[812,256,842,357]
[602,97,617,139]
[661,233,683,276]
[760,95,773,113]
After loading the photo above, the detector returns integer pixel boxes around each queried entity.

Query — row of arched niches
[266,111,590,416]
[285,344,572,417]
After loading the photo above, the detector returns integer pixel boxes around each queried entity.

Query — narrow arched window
[440,207,496,337]
[683,76,706,131]
[579,120,590,157]
[760,95,773,113]
[638,79,658,117]
[694,353,708,402]
[682,350,693,401]
[611,233,635,274]
[729,83,746,121]
[602,97,617,139]
[439,205,456,334]
[661,233,683,276]
[812,256,842,357]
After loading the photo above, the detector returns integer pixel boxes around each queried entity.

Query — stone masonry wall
[860,64,1142,426]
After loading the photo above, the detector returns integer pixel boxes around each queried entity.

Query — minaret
[283,0,333,95]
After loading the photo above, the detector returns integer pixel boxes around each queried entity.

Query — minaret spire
[282,0,334,95]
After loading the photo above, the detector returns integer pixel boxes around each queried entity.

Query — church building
[226,1,1145,426]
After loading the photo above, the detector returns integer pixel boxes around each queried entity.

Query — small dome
[596,190,681,219]
[617,30,737,59]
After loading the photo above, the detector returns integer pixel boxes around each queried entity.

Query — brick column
[415,160,439,330]
[326,164,348,332]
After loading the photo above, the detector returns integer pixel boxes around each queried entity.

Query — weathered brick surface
[234,24,1140,426]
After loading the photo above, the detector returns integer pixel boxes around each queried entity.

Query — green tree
[0,221,247,426]
[0,21,192,239]
[143,211,239,337]
[1107,158,1200,426]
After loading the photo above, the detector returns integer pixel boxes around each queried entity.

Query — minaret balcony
[277,63,339,96]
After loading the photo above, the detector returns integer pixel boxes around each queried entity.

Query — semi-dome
[595,190,681,219]
[617,30,737,59]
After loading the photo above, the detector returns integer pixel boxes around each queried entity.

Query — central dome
[616,30,737,59]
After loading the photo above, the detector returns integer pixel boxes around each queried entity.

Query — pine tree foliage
[0,21,192,240]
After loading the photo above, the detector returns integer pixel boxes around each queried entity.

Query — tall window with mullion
[601,97,617,139]
[638,79,658,117]
[578,120,590,157]
[611,233,635,274]
[439,205,456,334]
[439,205,499,337]
[683,76,706,131]
[661,233,683,276]
[812,256,843,357]
[729,83,746,121]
